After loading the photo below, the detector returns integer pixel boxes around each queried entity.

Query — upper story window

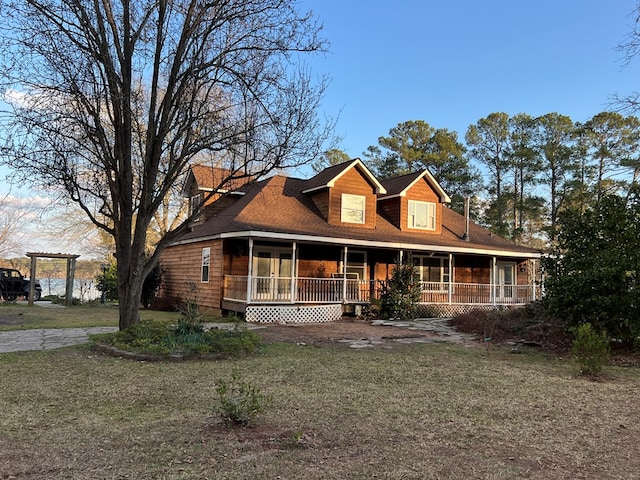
[341,194,365,224]
[190,193,203,221]
[408,200,436,230]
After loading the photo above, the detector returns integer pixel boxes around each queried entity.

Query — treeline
[0,258,105,280]
[319,112,640,249]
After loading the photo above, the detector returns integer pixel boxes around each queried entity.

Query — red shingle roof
[184,164,254,194]
[177,174,539,257]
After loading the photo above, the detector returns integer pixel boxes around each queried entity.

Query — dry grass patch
[2,343,640,479]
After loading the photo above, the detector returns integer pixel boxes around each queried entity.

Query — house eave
[170,230,541,259]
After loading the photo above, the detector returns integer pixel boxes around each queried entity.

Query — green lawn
[0,302,189,330]
[2,340,640,479]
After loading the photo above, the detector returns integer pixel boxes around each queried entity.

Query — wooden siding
[453,255,491,284]
[327,167,377,228]
[158,240,223,313]
[378,197,401,228]
[297,244,342,277]
[308,189,329,221]
[223,239,250,275]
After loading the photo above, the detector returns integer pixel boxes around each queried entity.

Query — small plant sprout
[215,371,272,428]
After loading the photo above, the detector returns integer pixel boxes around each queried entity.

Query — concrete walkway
[0,301,118,353]
[0,326,118,353]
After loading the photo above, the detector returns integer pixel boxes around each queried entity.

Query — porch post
[246,238,254,304]
[28,256,37,306]
[491,256,497,306]
[448,253,453,304]
[342,246,348,302]
[531,258,537,301]
[290,242,297,303]
[65,257,75,307]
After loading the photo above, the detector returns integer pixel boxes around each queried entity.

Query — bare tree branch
[0,0,334,328]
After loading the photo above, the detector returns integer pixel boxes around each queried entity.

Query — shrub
[91,319,261,357]
[450,304,571,351]
[543,190,640,348]
[215,371,272,428]
[141,262,163,309]
[379,255,421,321]
[571,323,610,376]
[96,263,118,301]
[96,260,164,308]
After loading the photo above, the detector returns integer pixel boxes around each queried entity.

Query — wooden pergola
[26,252,80,307]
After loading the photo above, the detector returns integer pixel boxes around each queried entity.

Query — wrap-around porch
[221,239,540,313]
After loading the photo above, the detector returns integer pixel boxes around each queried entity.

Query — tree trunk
[119,285,142,330]
[117,256,144,330]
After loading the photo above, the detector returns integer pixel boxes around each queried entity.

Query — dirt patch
[254,318,441,347]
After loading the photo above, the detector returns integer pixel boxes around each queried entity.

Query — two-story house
[159,159,541,323]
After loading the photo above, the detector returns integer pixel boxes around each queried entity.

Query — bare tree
[0,0,332,329]
[0,194,26,257]
[616,4,640,113]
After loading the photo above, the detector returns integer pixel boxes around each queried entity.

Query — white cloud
[3,194,53,209]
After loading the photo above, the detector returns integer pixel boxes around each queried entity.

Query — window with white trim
[341,194,366,224]
[408,200,436,230]
[201,247,210,283]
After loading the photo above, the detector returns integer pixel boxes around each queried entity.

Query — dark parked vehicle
[0,268,42,301]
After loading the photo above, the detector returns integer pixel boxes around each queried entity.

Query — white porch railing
[419,282,537,305]
[223,275,539,305]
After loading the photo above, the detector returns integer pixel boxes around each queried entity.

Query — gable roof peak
[302,158,386,194]
[379,168,451,203]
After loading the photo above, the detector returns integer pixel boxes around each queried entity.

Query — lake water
[39,278,101,301]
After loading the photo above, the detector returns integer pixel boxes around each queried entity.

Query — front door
[495,262,515,301]
[252,248,293,301]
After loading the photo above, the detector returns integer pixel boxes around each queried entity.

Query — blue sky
[299,0,640,162]
[3,1,640,257]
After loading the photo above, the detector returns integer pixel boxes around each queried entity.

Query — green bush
[96,260,164,307]
[96,263,118,302]
[90,319,261,357]
[379,255,421,321]
[215,371,272,428]
[571,323,610,376]
[141,262,163,309]
[543,190,640,348]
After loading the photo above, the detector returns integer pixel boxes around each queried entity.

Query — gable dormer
[379,169,450,234]
[302,159,386,229]
[182,164,251,224]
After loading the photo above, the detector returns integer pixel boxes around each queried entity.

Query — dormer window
[190,193,203,221]
[341,194,365,224]
[408,200,436,230]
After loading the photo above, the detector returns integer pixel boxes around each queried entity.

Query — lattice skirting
[416,304,515,318]
[245,304,343,324]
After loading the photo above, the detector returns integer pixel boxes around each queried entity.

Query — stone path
[344,318,475,349]
[0,326,118,353]
[0,316,470,354]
